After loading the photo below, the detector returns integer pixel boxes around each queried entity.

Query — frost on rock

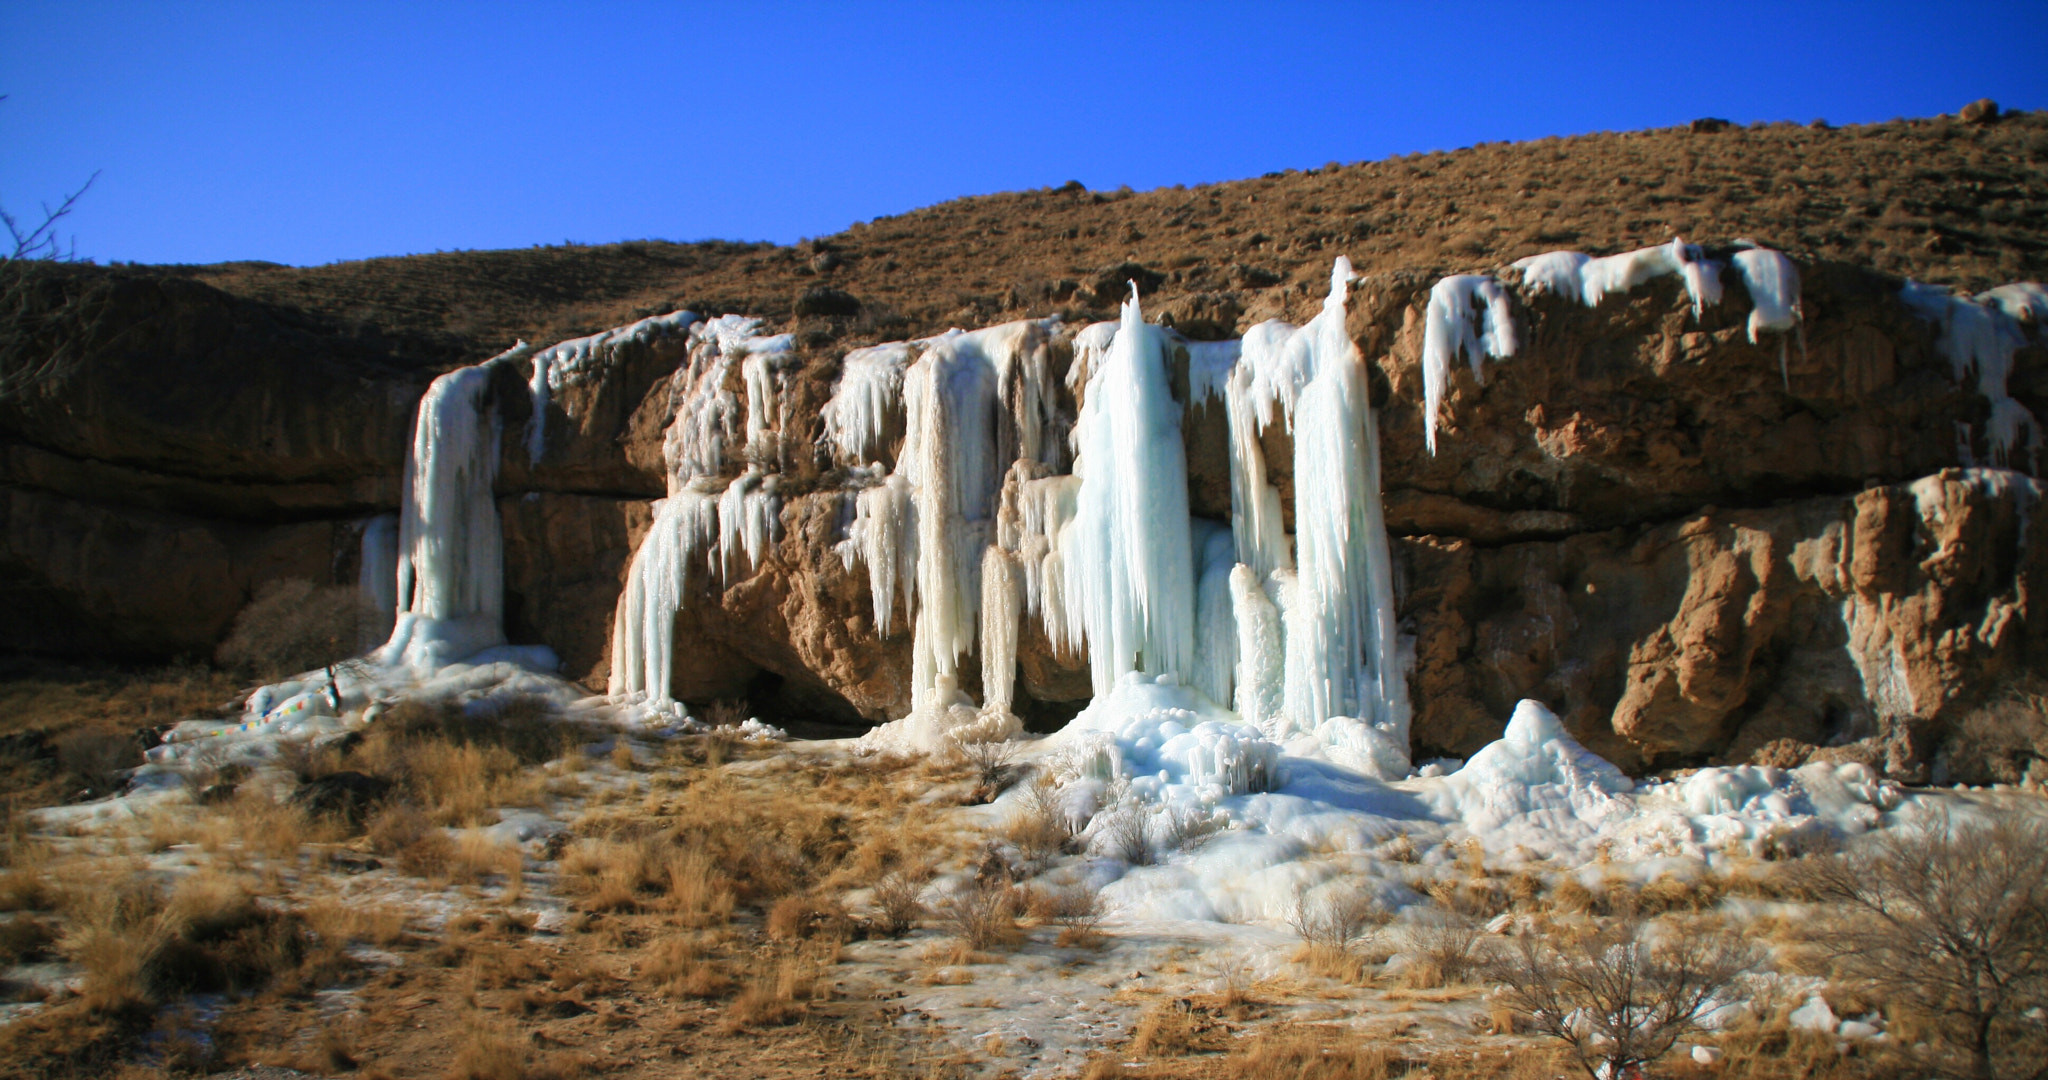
[1514,237,1723,317]
[1420,273,1517,454]
[525,310,696,463]
[1903,279,2045,472]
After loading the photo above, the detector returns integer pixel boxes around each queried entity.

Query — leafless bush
[1090,789,1154,865]
[1004,772,1074,865]
[1288,884,1391,952]
[1942,683,2048,785]
[954,738,1018,800]
[871,871,925,937]
[214,578,360,680]
[1485,915,1757,1079]
[935,874,1023,952]
[1403,909,1485,987]
[1793,807,2048,1080]
[1044,879,1107,948]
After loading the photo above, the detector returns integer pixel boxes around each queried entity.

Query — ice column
[1061,287,1197,696]
[379,344,528,672]
[356,513,399,651]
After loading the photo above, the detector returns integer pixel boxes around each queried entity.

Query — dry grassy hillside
[161,107,2048,361]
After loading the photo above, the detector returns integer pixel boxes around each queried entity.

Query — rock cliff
[3,244,2039,784]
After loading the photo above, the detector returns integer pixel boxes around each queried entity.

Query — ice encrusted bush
[214,577,361,680]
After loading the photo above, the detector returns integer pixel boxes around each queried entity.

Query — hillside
[157,107,2048,362]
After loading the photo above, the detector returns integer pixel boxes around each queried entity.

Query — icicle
[1062,285,1197,697]
[356,513,399,651]
[1903,280,2043,473]
[1224,320,1307,577]
[853,474,916,636]
[980,546,1022,715]
[1420,274,1518,455]
[1730,244,1803,389]
[379,344,527,672]
[1229,564,1285,738]
[717,469,780,585]
[823,342,915,467]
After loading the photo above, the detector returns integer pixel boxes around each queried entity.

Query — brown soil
[138,109,2048,365]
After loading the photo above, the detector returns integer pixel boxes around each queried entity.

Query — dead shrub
[302,897,407,946]
[559,837,664,912]
[214,577,360,680]
[447,1017,525,1080]
[766,892,850,942]
[1792,807,2048,1080]
[662,842,736,926]
[641,933,733,999]
[1401,910,1484,988]
[871,870,926,937]
[718,944,833,1033]
[1004,772,1074,865]
[1225,1032,1402,1079]
[936,874,1025,952]
[952,738,1017,801]
[0,912,57,964]
[52,727,137,797]
[1941,683,2048,785]
[1485,914,1757,1079]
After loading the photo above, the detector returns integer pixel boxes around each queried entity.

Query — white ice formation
[378,344,526,673]
[608,316,795,715]
[1903,280,2045,472]
[526,310,696,463]
[1420,274,1517,454]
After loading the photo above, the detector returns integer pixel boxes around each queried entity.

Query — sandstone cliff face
[2,256,2040,778]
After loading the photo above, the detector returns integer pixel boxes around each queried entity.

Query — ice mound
[1054,672,1281,801]
[855,675,1021,754]
[1432,700,1636,842]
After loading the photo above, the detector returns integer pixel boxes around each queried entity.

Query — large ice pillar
[1219,259,1411,775]
[1061,287,1198,697]
[379,344,528,672]
[1286,261,1409,756]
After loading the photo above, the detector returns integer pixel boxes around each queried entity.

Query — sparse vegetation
[1486,914,1757,1079]
[213,577,362,681]
[1793,809,2048,1080]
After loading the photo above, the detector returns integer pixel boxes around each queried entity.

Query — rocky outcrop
[2,254,2041,777]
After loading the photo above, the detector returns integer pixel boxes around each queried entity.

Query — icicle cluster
[1420,274,1518,454]
[607,315,797,710]
[1903,280,2047,472]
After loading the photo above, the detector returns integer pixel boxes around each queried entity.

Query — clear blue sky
[4,1,2045,267]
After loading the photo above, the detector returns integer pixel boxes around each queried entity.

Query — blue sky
[3,1,2045,267]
